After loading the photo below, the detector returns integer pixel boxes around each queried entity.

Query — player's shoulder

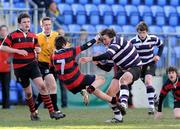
[148,34,159,40]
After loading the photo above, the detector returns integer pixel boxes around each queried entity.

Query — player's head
[40,17,52,35]
[18,13,31,33]
[136,21,148,40]
[0,25,8,38]
[100,28,116,46]
[55,36,67,50]
[166,66,178,82]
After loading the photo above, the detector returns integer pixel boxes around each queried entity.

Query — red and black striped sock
[41,94,54,113]
[26,96,36,113]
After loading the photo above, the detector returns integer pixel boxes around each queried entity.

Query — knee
[175,115,180,119]
[25,92,32,99]
[39,84,47,93]
[97,75,105,84]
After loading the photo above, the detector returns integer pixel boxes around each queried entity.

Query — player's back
[52,47,85,90]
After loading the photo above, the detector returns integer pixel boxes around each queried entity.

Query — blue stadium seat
[122,25,136,33]
[112,5,126,25]
[85,4,100,25]
[58,4,73,24]
[72,4,86,25]
[162,26,175,33]
[92,0,101,5]
[2,2,11,8]
[151,6,165,26]
[82,24,96,33]
[68,24,81,32]
[14,3,27,8]
[96,25,108,32]
[162,26,177,47]
[138,5,153,25]
[175,26,180,33]
[68,24,81,37]
[164,6,178,26]
[54,0,62,2]
[157,0,167,6]
[109,25,122,33]
[170,0,179,6]
[149,26,162,34]
[125,5,140,26]
[144,0,154,6]
[78,0,88,4]
[60,25,69,32]
[131,0,141,5]
[105,0,115,5]
[98,4,113,25]
[65,0,75,4]
[118,0,128,5]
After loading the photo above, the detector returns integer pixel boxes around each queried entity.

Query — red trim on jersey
[59,66,79,80]
[65,74,84,90]
[75,46,81,55]
[13,53,35,59]
[13,42,35,49]
[53,50,73,60]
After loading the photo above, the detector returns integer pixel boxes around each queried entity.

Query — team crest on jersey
[18,38,21,42]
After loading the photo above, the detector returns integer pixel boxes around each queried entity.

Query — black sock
[50,94,59,111]
[35,93,43,110]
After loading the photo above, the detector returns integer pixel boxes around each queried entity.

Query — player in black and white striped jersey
[80,28,142,122]
[129,21,164,115]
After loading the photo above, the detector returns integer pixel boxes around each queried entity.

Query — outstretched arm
[0,45,28,56]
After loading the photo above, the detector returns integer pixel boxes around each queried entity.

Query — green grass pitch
[0,106,179,129]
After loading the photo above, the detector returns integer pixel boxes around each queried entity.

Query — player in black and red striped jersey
[0,13,63,121]
[52,35,121,108]
[155,66,180,119]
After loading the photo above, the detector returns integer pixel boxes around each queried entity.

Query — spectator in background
[0,25,11,109]
[46,1,64,30]
[31,0,52,20]
[155,66,180,119]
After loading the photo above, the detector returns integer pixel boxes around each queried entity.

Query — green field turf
[0,106,179,129]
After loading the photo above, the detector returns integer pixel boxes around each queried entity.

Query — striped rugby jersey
[52,39,96,90]
[157,76,180,112]
[2,29,39,69]
[129,34,163,65]
[94,36,142,69]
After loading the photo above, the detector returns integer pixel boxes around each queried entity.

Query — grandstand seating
[125,5,140,26]
[82,24,96,33]
[85,4,100,25]
[98,4,113,25]
[162,26,177,47]
[71,4,86,25]
[109,25,122,33]
[58,4,73,25]
[170,0,179,6]
[112,5,126,25]
[118,0,128,5]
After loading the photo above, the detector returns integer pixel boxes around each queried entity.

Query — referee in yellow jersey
[35,17,65,117]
